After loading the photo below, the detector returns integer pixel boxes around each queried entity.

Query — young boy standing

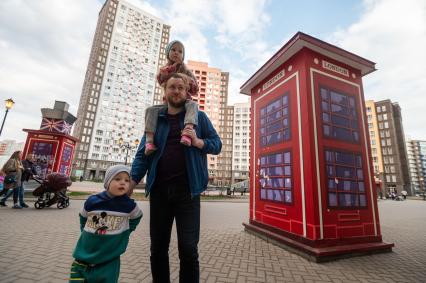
[69,165,142,283]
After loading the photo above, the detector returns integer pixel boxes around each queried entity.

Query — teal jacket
[131,109,222,196]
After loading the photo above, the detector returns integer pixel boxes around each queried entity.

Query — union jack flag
[40,118,72,134]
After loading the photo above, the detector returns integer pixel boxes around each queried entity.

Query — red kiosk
[22,101,78,179]
[241,32,393,261]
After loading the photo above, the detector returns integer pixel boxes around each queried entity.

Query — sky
[0,0,425,142]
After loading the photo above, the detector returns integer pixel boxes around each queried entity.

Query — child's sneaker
[180,135,192,147]
[145,143,157,155]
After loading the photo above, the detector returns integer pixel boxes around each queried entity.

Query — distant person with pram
[69,165,142,283]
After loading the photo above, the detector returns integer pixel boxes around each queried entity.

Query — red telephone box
[241,32,393,261]
[22,101,78,179]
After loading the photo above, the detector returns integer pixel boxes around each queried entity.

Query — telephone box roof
[240,31,376,95]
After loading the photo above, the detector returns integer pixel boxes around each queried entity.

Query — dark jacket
[22,159,37,182]
[131,110,222,196]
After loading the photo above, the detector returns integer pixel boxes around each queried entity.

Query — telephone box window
[320,87,360,143]
[259,151,292,204]
[260,93,290,147]
[325,149,367,208]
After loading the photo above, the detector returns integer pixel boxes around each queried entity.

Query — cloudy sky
[0,0,425,142]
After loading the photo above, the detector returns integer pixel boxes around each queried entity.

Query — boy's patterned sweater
[72,191,142,264]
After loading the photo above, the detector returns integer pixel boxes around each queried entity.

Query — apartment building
[72,0,170,179]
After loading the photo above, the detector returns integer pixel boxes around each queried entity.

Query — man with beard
[130,73,222,283]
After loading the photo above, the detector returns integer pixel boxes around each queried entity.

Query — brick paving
[0,199,425,282]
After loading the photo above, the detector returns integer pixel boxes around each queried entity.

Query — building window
[259,92,290,147]
[325,149,367,208]
[320,87,360,143]
[259,151,292,204]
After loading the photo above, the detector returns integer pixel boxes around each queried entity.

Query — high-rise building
[72,0,170,179]
[232,102,251,184]
[366,100,411,195]
[406,139,426,194]
[216,106,234,186]
[186,61,230,185]
[365,100,383,177]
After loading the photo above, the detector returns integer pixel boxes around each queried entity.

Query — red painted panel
[251,73,304,236]
[263,215,291,231]
[337,226,364,238]
[323,225,337,239]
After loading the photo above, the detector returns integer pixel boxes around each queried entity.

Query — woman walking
[0,151,24,208]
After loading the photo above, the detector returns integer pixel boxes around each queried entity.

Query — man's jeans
[150,183,200,283]
[0,183,25,206]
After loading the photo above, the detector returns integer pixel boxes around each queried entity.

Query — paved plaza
[0,198,425,283]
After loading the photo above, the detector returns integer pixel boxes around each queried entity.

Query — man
[130,73,222,283]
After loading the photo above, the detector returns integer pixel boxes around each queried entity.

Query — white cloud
[329,0,426,139]
[162,0,215,63]
[214,0,271,67]
[157,0,271,105]
[0,0,100,141]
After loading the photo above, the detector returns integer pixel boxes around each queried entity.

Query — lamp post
[118,137,140,165]
[0,98,15,137]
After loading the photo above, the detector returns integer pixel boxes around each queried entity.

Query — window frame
[259,149,294,205]
[319,85,361,144]
[324,148,368,209]
[259,92,291,147]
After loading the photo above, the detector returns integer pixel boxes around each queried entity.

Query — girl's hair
[166,41,184,65]
[1,151,21,172]
[10,151,21,160]
[166,41,192,76]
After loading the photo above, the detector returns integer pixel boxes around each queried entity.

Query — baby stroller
[32,173,72,209]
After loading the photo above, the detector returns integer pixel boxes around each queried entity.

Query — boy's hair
[163,73,190,91]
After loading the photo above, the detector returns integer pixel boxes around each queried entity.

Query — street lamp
[118,137,140,165]
[0,98,15,137]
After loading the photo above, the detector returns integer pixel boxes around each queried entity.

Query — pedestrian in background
[0,151,24,208]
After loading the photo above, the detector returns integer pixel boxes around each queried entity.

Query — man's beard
[166,95,186,108]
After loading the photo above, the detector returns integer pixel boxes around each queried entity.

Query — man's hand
[128,180,138,196]
[182,128,204,149]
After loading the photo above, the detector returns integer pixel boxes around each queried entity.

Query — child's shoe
[145,143,157,155]
[180,135,192,147]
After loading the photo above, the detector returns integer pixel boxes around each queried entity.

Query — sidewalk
[0,200,425,282]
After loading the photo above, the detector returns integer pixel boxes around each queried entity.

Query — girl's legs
[12,187,21,209]
[145,131,157,155]
[181,100,199,146]
[145,105,165,155]
[0,189,13,206]
[19,183,28,208]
